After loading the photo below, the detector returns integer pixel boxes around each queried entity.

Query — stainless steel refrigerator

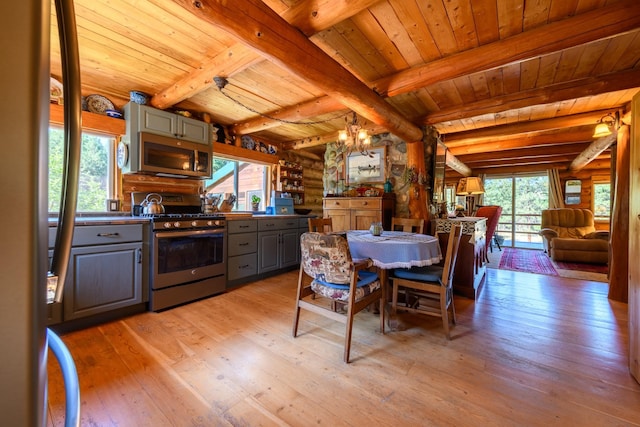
[1,0,81,425]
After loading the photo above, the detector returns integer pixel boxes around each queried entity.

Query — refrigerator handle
[47,329,80,427]
[49,0,82,303]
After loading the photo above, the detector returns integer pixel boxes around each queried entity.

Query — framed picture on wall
[346,146,386,185]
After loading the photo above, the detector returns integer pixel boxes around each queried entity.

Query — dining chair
[308,217,333,232]
[390,224,463,340]
[475,205,503,254]
[391,217,425,234]
[293,232,385,363]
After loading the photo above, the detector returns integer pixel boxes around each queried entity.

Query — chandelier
[337,112,371,156]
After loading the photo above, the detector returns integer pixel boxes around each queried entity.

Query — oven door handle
[155,229,224,239]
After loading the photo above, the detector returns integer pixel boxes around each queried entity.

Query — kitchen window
[48,126,115,213]
[204,157,269,210]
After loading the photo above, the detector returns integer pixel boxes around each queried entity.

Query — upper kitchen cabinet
[124,102,211,145]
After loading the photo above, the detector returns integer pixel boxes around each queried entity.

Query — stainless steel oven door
[152,228,225,289]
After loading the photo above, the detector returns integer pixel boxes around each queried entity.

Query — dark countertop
[48,213,149,227]
[48,212,317,226]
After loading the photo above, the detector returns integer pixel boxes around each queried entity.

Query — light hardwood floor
[47,268,640,426]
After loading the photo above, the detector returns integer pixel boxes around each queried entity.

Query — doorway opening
[483,174,548,250]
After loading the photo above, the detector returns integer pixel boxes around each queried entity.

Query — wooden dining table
[346,230,442,329]
[346,230,442,270]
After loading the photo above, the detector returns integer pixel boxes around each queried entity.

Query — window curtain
[547,168,565,208]
[477,173,486,206]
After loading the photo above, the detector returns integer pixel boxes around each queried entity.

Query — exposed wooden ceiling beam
[233,98,346,136]
[373,0,640,97]
[456,143,592,164]
[152,0,381,110]
[569,133,617,172]
[446,127,596,155]
[425,69,640,125]
[173,0,424,143]
[444,110,612,144]
[227,1,640,138]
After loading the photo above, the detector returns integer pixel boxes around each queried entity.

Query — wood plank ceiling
[49,0,640,175]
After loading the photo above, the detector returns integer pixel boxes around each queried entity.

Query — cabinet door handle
[97,232,120,237]
[239,264,250,269]
[239,242,249,246]
[136,248,142,263]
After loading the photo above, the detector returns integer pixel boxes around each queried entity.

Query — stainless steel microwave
[119,132,211,179]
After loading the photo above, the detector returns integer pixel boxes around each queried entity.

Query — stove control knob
[207,220,214,226]
[174,222,181,228]
[191,221,198,227]
[163,222,172,229]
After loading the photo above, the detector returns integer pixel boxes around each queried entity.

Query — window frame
[48,124,118,213]
[592,179,611,222]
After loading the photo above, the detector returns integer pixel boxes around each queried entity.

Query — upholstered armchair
[475,205,503,254]
[539,208,609,264]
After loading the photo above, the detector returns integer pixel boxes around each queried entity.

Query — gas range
[131,192,225,230]
[131,191,227,311]
[145,214,225,231]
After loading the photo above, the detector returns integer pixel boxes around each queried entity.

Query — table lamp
[456,177,485,216]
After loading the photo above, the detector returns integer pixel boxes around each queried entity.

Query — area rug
[487,248,608,282]
[498,248,558,276]
[552,260,608,275]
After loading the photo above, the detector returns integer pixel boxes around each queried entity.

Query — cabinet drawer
[228,219,257,234]
[227,253,257,280]
[257,218,298,231]
[324,198,348,209]
[228,232,257,256]
[349,198,382,209]
[49,224,143,247]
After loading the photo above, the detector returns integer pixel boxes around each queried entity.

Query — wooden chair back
[391,217,425,234]
[390,224,463,339]
[308,217,333,232]
[293,232,385,362]
[441,224,463,289]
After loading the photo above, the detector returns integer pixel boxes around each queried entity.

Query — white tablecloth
[347,230,442,269]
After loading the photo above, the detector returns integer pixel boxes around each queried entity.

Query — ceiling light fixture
[337,112,371,156]
[592,112,619,138]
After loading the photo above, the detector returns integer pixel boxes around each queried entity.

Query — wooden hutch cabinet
[322,194,395,232]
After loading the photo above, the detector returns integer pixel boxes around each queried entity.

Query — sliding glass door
[484,174,548,249]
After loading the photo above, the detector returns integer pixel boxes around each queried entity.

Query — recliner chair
[539,208,609,264]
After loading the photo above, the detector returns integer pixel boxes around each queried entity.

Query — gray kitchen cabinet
[49,223,144,323]
[125,102,211,145]
[257,218,300,274]
[227,220,258,285]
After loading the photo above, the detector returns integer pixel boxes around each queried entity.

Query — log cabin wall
[279,151,323,215]
[322,133,427,219]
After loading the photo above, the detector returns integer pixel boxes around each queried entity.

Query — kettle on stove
[141,193,165,215]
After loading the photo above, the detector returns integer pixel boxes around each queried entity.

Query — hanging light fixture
[337,112,371,156]
[592,112,618,138]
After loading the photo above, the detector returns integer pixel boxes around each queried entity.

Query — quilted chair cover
[299,232,380,302]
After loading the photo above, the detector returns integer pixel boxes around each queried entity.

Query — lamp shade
[456,177,485,195]
[592,122,612,138]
